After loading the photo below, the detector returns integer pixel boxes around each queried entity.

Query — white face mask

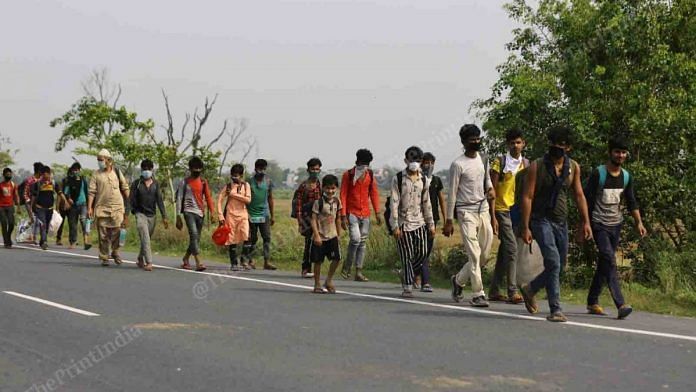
[407,162,421,172]
[97,161,107,171]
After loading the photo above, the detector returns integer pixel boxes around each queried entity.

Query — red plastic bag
[212,225,231,246]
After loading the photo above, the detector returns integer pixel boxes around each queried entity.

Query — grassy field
[120,195,696,318]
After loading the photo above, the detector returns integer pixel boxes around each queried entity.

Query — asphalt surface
[1,243,695,392]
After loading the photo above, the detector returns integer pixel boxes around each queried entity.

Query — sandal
[323,284,336,294]
[181,263,193,270]
[136,256,145,269]
[195,264,207,272]
[312,287,327,294]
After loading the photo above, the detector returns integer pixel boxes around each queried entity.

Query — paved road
[1,244,695,392]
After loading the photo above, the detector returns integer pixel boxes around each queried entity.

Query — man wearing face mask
[130,159,168,272]
[61,162,92,250]
[88,149,130,265]
[339,148,382,282]
[519,126,592,323]
[241,159,277,270]
[0,168,20,249]
[175,157,215,272]
[293,157,323,278]
[218,164,252,271]
[418,152,446,293]
[444,124,495,308]
[389,146,436,298]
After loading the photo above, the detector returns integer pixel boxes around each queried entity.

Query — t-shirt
[248,177,273,219]
[428,175,444,223]
[0,181,16,207]
[63,176,88,206]
[447,153,492,218]
[491,156,528,212]
[32,179,61,209]
[312,196,342,241]
[585,167,639,226]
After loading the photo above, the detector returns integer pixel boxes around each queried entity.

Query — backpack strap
[396,172,404,195]
[597,165,608,192]
[621,169,630,190]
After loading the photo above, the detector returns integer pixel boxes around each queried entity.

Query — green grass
[119,196,696,318]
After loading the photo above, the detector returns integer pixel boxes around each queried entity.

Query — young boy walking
[584,136,647,320]
[176,157,215,272]
[0,168,20,248]
[130,159,168,272]
[488,129,529,304]
[340,149,381,282]
[242,159,277,270]
[294,158,323,278]
[31,166,64,250]
[417,152,446,293]
[310,175,343,293]
[389,146,436,298]
[218,164,252,271]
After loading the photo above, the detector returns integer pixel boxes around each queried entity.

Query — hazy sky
[1,0,517,172]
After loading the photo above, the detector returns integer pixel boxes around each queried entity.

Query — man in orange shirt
[339,149,382,282]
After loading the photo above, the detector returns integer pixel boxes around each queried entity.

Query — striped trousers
[396,225,430,288]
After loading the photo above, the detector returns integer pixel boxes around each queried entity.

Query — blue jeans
[529,218,568,314]
[36,208,54,245]
[342,214,371,273]
[587,223,625,309]
[184,212,204,256]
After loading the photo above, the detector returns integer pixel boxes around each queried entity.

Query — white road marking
[3,291,100,317]
[8,245,696,343]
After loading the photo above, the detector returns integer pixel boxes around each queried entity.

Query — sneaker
[302,271,314,279]
[618,305,633,320]
[520,284,539,314]
[547,312,568,323]
[507,293,524,305]
[421,284,433,293]
[587,304,607,316]
[340,270,350,280]
[470,296,490,308]
[488,293,508,302]
[230,265,243,272]
[450,275,463,303]
[401,289,414,298]
[40,242,48,250]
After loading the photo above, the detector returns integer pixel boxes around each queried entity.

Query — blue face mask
[141,170,153,179]
[97,161,106,171]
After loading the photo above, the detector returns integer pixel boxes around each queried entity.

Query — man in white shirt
[443,124,496,307]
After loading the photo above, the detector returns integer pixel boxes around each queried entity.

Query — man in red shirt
[339,149,382,282]
[0,168,20,248]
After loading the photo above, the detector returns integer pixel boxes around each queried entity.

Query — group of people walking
[0,123,646,323]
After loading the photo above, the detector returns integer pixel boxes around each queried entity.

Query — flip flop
[323,284,336,294]
[196,265,207,272]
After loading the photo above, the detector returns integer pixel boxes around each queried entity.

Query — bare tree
[82,68,123,136]
[219,118,256,175]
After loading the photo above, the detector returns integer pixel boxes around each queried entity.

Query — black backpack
[299,197,324,237]
[384,171,427,235]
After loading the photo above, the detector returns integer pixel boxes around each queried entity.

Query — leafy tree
[474,0,695,249]
[0,132,16,169]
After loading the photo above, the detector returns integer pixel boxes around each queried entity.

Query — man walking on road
[88,149,130,266]
[584,136,647,320]
[294,158,323,278]
[445,124,495,308]
[130,159,168,272]
[242,159,277,270]
[389,146,436,298]
[21,162,44,244]
[488,129,529,304]
[60,162,92,250]
[31,166,65,251]
[519,126,592,322]
[340,148,381,282]
[0,168,20,248]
